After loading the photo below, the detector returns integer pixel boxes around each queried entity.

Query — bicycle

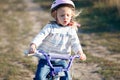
[24,50,80,80]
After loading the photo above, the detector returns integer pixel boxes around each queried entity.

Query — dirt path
[23,0,103,80]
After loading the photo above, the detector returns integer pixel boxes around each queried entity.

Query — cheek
[57,16,63,21]
[57,16,61,22]
[56,16,62,23]
[69,17,72,20]
[68,17,72,22]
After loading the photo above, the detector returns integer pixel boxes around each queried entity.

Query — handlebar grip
[24,50,36,56]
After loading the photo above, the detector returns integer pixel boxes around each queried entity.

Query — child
[29,0,86,80]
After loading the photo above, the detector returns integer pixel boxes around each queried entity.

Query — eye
[60,15,64,17]
[67,14,70,17]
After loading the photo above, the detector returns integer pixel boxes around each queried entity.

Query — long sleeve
[71,29,83,54]
[31,24,51,47]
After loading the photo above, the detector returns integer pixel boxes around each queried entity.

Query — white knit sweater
[31,22,83,55]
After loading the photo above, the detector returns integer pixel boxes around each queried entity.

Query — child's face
[56,7,73,26]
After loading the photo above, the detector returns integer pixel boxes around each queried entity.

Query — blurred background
[0,0,120,80]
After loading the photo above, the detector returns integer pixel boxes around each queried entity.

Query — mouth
[64,21,67,24]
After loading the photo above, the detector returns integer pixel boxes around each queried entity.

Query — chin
[63,23,68,26]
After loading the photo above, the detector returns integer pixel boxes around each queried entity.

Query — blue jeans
[34,59,71,80]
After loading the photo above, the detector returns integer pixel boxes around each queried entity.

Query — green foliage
[73,0,94,8]
[77,0,120,32]
[80,7,120,32]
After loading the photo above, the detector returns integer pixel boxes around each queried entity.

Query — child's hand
[29,43,36,54]
[79,53,86,61]
[77,51,86,61]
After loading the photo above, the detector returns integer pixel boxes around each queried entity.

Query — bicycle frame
[24,50,80,80]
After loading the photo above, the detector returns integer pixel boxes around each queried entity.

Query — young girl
[29,0,86,80]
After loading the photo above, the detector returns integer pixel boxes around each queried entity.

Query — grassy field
[0,0,120,80]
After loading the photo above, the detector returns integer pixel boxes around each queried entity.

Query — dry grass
[78,32,120,80]
[0,0,36,80]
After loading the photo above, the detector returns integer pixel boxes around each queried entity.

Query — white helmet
[51,0,75,11]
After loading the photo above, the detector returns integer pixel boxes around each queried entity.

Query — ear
[51,10,57,19]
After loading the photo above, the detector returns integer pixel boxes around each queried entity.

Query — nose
[64,15,68,20]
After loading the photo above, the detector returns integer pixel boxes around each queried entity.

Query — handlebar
[24,50,80,71]
[24,50,72,59]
